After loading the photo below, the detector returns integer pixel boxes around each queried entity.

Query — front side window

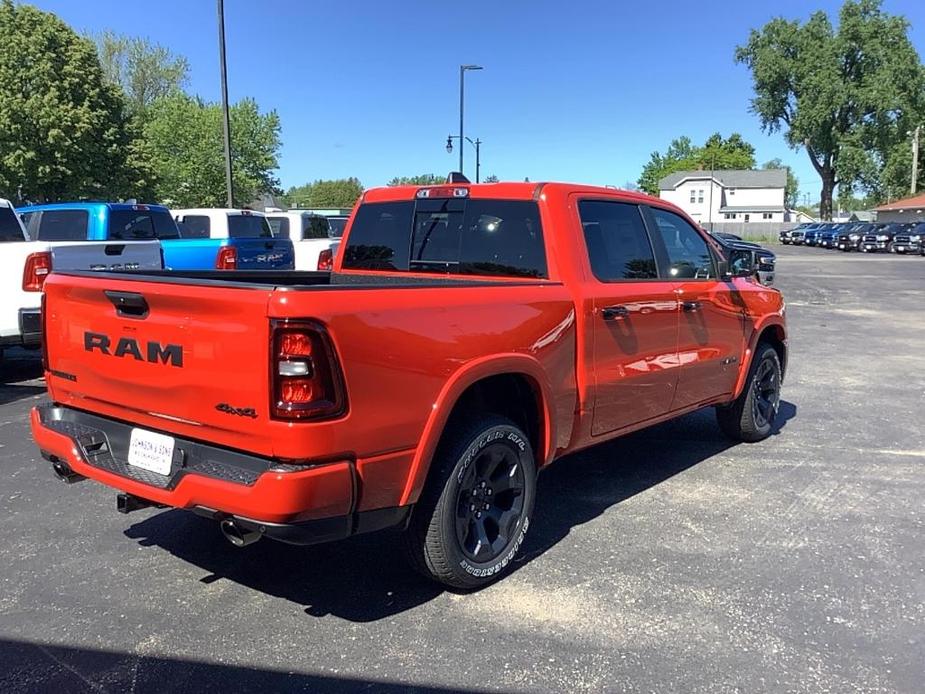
[227,214,272,238]
[649,207,715,279]
[578,200,657,281]
[267,217,290,239]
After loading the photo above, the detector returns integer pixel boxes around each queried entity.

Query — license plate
[128,427,176,476]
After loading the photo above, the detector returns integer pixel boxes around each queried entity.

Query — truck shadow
[0,348,46,405]
[124,401,796,623]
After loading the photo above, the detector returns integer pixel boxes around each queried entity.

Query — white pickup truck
[264,210,336,270]
[0,198,162,356]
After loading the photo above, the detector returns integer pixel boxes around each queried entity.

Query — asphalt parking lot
[1,246,922,693]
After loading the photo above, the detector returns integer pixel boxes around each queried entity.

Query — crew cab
[889,222,925,254]
[170,208,295,270]
[31,180,787,589]
[18,202,293,271]
[1,199,162,356]
[264,211,336,270]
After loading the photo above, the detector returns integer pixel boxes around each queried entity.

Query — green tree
[735,0,925,219]
[762,159,800,208]
[143,93,280,207]
[0,0,155,202]
[483,174,500,183]
[284,178,363,208]
[636,133,756,195]
[95,32,189,116]
[387,174,444,186]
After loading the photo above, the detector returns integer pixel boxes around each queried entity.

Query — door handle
[682,300,702,313]
[105,291,149,319]
[602,305,629,321]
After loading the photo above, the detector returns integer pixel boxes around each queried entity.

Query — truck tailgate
[48,240,163,271]
[232,238,295,269]
[43,273,275,455]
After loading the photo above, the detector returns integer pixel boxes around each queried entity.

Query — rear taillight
[317,249,333,271]
[272,321,346,420]
[22,251,52,292]
[216,246,237,270]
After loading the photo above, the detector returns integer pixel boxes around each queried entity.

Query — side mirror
[727,248,757,278]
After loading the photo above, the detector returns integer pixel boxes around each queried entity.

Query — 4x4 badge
[215,403,258,419]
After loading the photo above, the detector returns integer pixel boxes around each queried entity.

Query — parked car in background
[19,202,293,271]
[890,222,925,254]
[779,228,794,244]
[172,208,295,270]
[803,225,826,247]
[264,211,335,271]
[837,224,869,251]
[4,199,162,357]
[817,224,844,249]
[860,222,903,253]
[32,180,787,589]
[790,229,807,245]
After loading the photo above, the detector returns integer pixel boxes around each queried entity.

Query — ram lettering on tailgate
[84,331,183,367]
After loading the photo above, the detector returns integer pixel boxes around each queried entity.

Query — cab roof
[15,202,170,213]
[362,181,668,206]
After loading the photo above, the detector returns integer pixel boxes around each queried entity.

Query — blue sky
[32,0,925,200]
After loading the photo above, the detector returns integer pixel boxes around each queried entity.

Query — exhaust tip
[51,459,85,484]
[220,519,261,547]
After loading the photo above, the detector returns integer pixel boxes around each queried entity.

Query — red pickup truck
[31,180,787,589]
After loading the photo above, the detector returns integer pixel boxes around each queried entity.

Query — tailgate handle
[104,244,127,256]
[264,241,275,250]
[105,291,149,319]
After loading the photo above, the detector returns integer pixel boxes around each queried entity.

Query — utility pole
[707,153,715,231]
[912,125,921,195]
[474,139,481,183]
[217,0,234,208]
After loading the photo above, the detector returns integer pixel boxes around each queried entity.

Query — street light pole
[217,0,234,208]
[458,65,482,176]
[912,125,921,195]
[445,136,482,182]
[474,138,481,183]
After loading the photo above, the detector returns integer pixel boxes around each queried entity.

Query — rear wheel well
[443,373,545,469]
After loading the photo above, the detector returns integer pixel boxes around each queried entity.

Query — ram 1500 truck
[172,208,295,270]
[19,203,294,270]
[31,180,787,589]
[1,198,162,358]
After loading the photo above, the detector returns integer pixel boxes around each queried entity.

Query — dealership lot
[0,246,922,693]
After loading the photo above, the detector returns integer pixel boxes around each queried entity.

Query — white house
[659,169,787,225]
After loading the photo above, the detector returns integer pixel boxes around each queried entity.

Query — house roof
[659,169,787,190]
[719,205,785,213]
[874,192,925,211]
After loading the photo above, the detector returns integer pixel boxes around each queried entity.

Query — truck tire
[716,343,782,443]
[403,415,536,590]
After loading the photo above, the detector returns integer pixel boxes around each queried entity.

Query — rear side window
[267,217,290,239]
[343,199,547,278]
[303,216,330,240]
[227,214,272,238]
[0,206,25,241]
[649,207,716,279]
[151,211,181,239]
[179,215,210,238]
[578,201,657,280]
[33,209,89,241]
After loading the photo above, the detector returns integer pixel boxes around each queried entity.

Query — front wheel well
[756,324,787,380]
[443,373,545,469]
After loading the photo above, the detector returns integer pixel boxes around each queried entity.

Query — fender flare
[398,353,556,506]
[732,316,787,399]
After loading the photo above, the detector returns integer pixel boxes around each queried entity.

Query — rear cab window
[343,197,547,279]
[267,217,290,239]
[109,208,180,240]
[227,214,272,238]
[177,215,210,238]
[303,216,330,240]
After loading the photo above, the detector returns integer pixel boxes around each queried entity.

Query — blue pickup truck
[16,203,295,270]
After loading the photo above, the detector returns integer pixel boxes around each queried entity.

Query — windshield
[0,206,25,241]
[227,214,272,238]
